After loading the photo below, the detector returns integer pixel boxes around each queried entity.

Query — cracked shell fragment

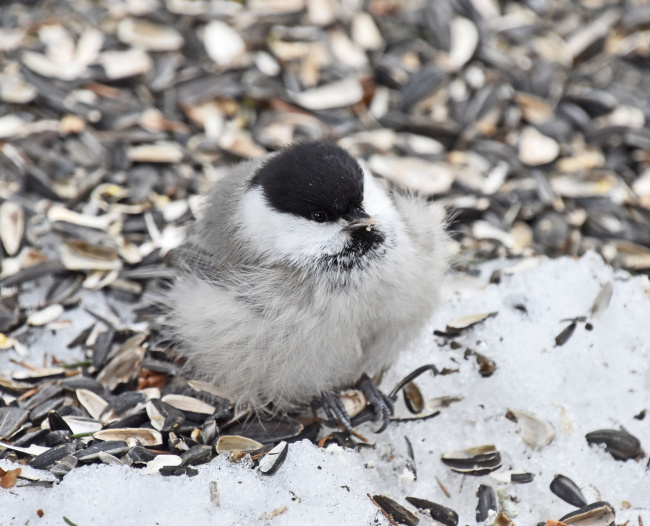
[0,202,24,256]
[215,435,264,454]
[441,445,502,475]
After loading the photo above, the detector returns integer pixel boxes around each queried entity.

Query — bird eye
[311,211,327,223]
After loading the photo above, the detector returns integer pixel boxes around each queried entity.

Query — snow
[1,253,649,525]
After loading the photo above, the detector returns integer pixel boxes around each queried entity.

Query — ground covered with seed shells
[1,254,649,525]
[1,0,650,524]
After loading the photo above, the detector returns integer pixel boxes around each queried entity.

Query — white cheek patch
[362,170,400,229]
[239,186,347,264]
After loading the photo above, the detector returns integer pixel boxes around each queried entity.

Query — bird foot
[354,373,395,433]
[315,374,395,434]
[316,391,354,432]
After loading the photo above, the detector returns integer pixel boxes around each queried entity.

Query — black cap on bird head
[250,142,366,224]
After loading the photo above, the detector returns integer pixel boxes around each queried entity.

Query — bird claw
[315,374,395,434]
[316,391,354,432]
[355,373,395,433]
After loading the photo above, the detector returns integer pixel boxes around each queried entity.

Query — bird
[162,141,449,431]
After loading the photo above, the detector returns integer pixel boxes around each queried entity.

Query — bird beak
[343,208,377,232]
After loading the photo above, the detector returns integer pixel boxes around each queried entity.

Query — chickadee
[164,142,448,430]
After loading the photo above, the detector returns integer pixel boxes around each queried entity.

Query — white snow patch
[1,253,649,525]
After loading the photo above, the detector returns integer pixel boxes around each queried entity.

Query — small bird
[164,141,449,430]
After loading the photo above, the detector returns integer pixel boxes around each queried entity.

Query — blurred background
[1,0,650,280]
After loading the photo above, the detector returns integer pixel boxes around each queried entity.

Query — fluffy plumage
[164,142,449,412]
